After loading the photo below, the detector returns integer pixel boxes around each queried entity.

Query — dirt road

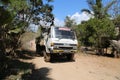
[21,40,120,80]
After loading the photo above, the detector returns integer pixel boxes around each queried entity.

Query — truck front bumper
[51,49,77,53]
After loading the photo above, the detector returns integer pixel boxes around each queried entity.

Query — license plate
[64,50,70,52]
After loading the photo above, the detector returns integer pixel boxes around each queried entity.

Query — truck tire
[114,51,120,58]
[118,53,120,58]
[67,54,75,61]
[43,51,51,62]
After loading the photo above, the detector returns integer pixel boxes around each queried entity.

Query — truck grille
[59,47,73,49]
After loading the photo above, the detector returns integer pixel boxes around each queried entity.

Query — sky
[50,0,91,26]
[31,0,92,31]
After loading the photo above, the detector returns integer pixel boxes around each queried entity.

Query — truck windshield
[55,27,75,39]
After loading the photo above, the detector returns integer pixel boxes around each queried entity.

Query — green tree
[113,15,120,40]
[0,0,54,79]
[0,0,54,55]
[109,0,120,40]
[76,21,95,47]
[76,0,116,54]
[76,18,115,53]
[82,0,116,19]
[64,16,76,28]
[109,0,120,18]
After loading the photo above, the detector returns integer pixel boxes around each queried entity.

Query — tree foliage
[75,0,116,53]
[76,18,115,46]
[0,0,54,55]
[85,0,116,19]
[108,0,120,18]
[113,15,120,40]
[109,0,120,40]
[64,16,76,28]
[0,1,54,79]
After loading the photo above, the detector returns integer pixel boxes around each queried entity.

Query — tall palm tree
[82,0,116,19]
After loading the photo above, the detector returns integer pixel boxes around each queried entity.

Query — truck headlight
[51,43,54,46]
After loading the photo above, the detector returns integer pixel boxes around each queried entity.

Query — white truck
[40,26,78,62]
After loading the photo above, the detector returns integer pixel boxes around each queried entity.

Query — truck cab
[44,26,78,62]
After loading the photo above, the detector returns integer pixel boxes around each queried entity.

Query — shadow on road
[50,55,75,63]
[0,56,34,80]
[15,49,41,59]
[0,49,52,80]
[22,67,53,80]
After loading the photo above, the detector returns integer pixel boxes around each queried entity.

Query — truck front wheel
[43,51,51,62]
